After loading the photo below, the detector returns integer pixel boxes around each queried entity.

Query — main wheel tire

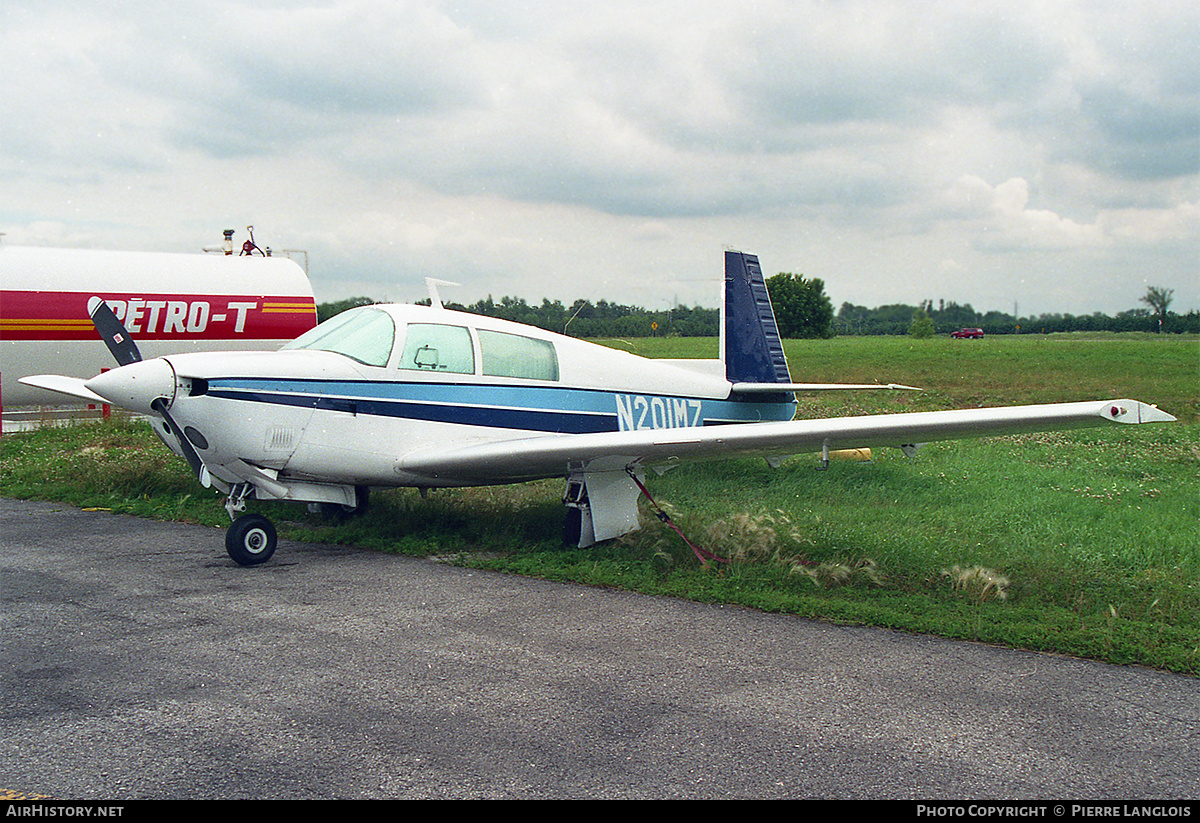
[226,513,277,566]
[562,506,582,547]
[319,485,371,520]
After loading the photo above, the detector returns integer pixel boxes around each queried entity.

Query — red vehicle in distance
[950,327,985,339]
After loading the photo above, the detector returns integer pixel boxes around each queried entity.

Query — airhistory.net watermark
[5,807,124,817]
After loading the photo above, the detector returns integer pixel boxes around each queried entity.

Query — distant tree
[908,310,935,339]
[835,302,871,335]
[931,300,981,330]
[316,296,377,323]
[765,273,834,338]
[1141,286,1175,326]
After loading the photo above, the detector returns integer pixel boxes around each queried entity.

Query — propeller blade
[84,297,209,485]
[151,397,209,485]
[87,296,143,367]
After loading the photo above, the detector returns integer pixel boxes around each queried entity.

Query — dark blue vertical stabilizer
[724,251,792,384]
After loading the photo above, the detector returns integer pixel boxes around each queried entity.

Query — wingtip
[1141,404,1177,424]
[1104,400,1177,424]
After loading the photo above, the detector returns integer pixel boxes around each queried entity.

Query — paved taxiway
[2,497,1197,799]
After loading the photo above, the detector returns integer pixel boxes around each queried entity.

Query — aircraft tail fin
[722,251,792,385]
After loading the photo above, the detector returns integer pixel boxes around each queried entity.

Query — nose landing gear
[222,482,276,566]
[226,512,277,566]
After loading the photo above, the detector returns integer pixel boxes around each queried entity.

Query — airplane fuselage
[136,302,796,496]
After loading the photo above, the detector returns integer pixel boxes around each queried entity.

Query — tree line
[838,298,1199,336]
[316,273,834,338]
[317,281,1196,338]
[317,295,720,337]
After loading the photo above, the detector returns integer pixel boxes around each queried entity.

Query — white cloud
[1,0,1196,315]
[941,176,1108,251]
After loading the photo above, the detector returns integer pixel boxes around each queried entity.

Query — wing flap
[398,399,1175,484]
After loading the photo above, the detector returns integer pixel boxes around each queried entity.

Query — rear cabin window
[479,329,559,381]
[399,324,475,374]
[281,307,394,368]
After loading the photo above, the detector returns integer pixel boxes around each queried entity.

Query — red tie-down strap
[625,467,728,568]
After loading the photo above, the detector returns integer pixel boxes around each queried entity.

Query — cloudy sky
[3,0,1197,316]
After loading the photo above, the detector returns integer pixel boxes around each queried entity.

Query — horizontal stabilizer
[732,382,923,393]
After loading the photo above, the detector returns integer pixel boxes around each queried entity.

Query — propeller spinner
[84,298,209,484]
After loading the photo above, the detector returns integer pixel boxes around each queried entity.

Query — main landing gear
[316,485,370,521]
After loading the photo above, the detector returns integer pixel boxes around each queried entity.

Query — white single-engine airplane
[21,252,1176,566]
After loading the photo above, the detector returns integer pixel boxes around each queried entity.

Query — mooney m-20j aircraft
[22,252,1175,566]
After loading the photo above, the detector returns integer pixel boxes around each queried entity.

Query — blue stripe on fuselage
[203,378,794,434]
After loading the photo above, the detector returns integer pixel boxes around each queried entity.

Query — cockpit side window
[399,324,475,374]
[281,307,395,367]
[479,329,559,381]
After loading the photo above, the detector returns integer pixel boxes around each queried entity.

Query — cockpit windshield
[281,307,395,367]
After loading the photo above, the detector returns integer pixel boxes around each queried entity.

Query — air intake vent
[265,427,296,452]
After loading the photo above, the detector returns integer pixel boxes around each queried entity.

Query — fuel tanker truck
[1,237,317,409]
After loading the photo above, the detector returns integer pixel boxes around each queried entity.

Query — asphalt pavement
[2,497,1196,799]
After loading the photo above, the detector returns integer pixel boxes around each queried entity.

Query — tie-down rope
[625,467,727,568]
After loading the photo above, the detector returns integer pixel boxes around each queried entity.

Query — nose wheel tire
[226,513,277,566]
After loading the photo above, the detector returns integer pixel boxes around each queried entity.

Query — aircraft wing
[18,374,109,405]
[399,399,1174,484]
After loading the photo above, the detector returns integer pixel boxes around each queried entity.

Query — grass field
[609,332,1198,421]
[2,333,1197,673]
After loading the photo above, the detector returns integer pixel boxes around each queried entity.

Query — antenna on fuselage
[425,278,460,310]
